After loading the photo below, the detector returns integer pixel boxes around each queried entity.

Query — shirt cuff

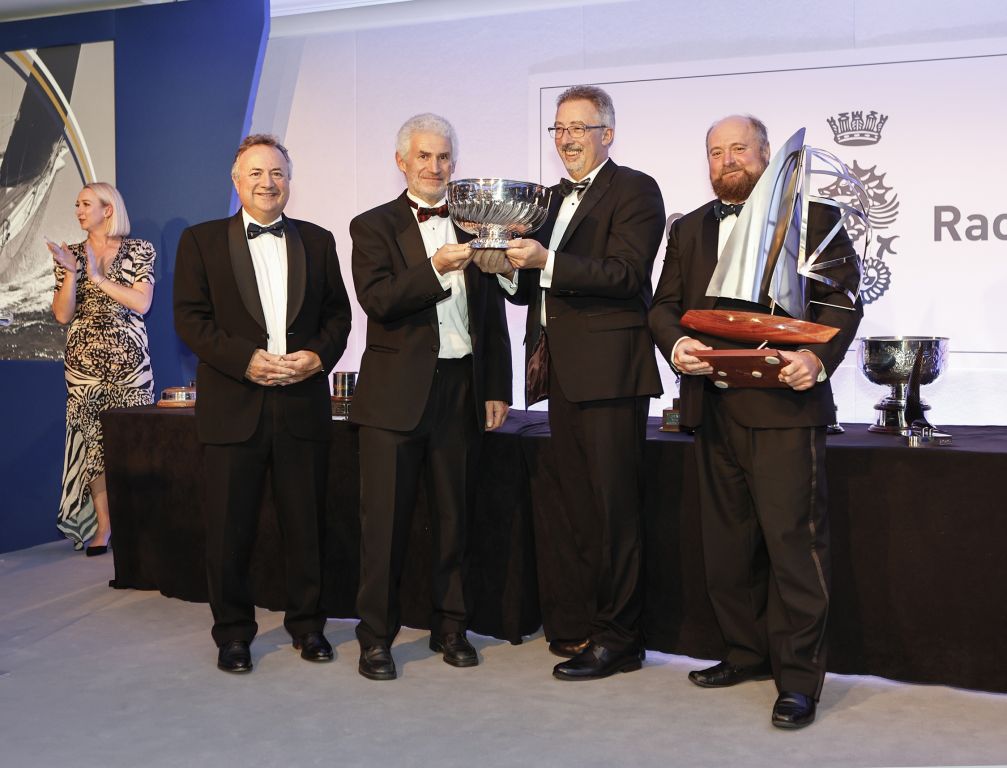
[798,349,828,383]
[431,259,453,289]
[497,270,519,295]
[539,250,557,288]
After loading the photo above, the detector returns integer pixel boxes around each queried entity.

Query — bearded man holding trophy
[649,115,864,729]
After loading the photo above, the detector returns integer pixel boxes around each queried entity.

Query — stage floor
[2,541,1006,767]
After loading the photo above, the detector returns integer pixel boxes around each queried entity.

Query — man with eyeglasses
[505,85,665,680]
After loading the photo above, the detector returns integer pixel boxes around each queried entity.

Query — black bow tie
[407,198,450,223]
[247,221,285,239]
[713,201,744,221]
[559,178,590,199]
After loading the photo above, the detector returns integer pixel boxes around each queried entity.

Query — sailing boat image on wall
[0,42,114,360]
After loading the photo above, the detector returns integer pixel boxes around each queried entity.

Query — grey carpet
[2,542,1005,768]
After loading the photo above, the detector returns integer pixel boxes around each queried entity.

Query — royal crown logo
[821,110,897,305]
[827,110,888,146]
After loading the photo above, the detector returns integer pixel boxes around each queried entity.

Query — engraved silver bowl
[858,336,949,434]
[446,178,551,248]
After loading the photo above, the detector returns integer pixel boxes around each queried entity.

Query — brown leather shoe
[548,638,591,659]
[688,660,772,688]
[358,645,396,680]
[429,632,478,668]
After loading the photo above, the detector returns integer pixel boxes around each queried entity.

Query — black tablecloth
[103,407,1007,692]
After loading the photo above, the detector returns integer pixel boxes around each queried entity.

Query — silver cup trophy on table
[446,178,551,248]
[858,335,951,445]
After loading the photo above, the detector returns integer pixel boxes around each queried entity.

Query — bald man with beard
[649,115,862,728]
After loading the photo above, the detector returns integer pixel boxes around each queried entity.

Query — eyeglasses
[547,124,606,139]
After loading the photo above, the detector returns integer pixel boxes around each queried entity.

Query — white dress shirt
[243,209,288,356]
[408,192,472,359]
[538,158,610,327]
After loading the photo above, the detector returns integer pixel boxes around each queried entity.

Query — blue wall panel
[0,0,268,553]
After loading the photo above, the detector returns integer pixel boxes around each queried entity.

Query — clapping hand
[45,238,76,272]
[83,243,103,283]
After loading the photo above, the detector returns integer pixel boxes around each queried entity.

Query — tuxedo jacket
[348,192,512,432]
[648,201,864,429]
[512,160,665,403]
[173,212,352,444]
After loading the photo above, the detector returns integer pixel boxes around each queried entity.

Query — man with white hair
[349,113,512,681]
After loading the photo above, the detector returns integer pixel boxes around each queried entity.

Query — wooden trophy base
[694,349,789,389]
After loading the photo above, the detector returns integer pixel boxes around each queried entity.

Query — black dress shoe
[688,660,772,688]
[293,631,333,662]
[772,691,817,729]
[548,638,590,659]
[358,645,396,680]
[429,632,478,668]
[85,536,111,557]
[552,641,644,681]
[217,640,253,673]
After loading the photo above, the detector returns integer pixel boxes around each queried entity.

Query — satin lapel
[557,160,616,252]
[536,191,562,248]
[392,192,438,334]
[394,193,429,270]
[456,224,476,300]
[699,204,720,309]
[227,213,266,330]
[284,215,306,326]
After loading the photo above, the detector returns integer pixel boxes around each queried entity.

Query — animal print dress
[55,239,156,547]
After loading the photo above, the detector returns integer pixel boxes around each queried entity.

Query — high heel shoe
[85,536,111,557]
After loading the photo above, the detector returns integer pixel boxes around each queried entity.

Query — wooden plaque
[694,349,789,389]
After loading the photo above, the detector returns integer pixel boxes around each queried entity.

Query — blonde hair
[83,182,131,237]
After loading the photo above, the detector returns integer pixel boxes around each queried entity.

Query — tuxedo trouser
[204,389,328,647]
[694,394,830,699]
[355,356,477,649]
[543,362,648,652]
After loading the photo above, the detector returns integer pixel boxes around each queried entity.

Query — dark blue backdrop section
[0,0,269,553]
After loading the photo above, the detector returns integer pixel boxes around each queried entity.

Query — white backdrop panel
[532,39,1007,424]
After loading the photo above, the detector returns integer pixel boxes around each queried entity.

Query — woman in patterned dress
[46,183,156,555]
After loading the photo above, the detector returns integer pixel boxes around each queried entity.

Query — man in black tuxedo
[505,86,665,680]
[174,134,351,673]
[349,113,512,681]
[649,115,863,728]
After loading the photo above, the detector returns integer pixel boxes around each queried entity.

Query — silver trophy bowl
[858,336,949,434]
[446,178,552,248]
